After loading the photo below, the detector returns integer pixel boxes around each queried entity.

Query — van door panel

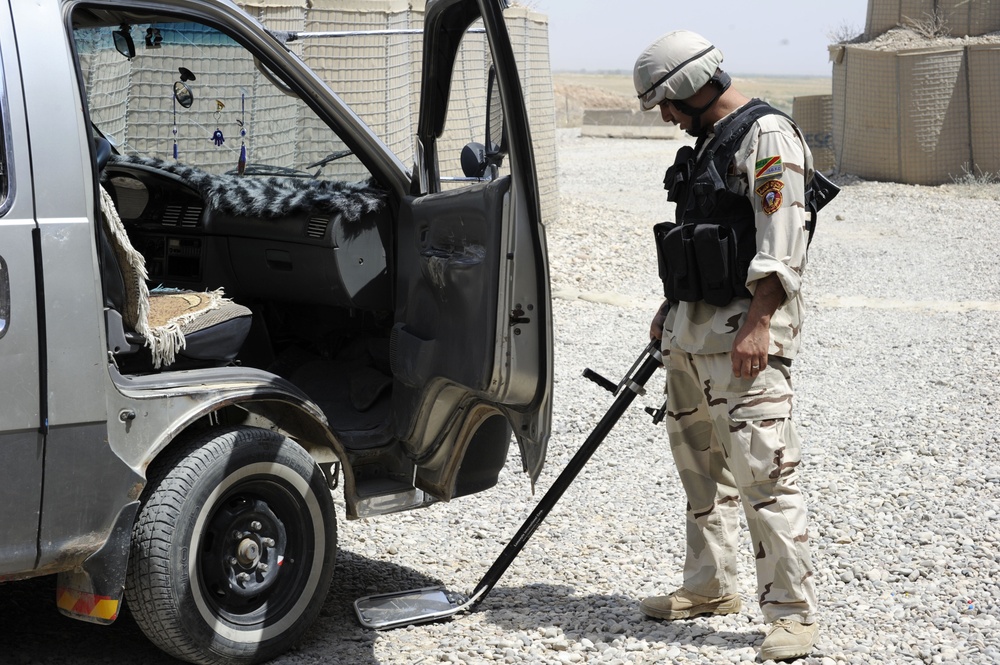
[392,178,507,392]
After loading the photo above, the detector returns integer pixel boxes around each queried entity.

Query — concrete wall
[580,110,680,139]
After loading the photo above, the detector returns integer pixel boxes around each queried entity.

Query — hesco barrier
[791,95,835,174]
[865,0,1000,40]
[239,0,559,222]
[830,42,1000,184]
[968,43,1000,176]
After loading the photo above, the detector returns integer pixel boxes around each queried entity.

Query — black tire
[125,426,337,665]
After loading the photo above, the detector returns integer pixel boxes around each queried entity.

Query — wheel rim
[199,477,314,626]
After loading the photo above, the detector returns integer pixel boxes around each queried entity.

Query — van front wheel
[125,426,337,665]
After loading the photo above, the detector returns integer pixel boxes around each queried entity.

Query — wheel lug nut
[236,572,250,583]
[233,530,244,540]
[227,556,238,566]
[250,521,262,532]
[261,537,275,547]
[257,563,269,573]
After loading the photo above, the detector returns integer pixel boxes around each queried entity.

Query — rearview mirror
[112,25,135,60]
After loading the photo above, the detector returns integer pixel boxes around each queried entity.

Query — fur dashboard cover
[107,154,387,226]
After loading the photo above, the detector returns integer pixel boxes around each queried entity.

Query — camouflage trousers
[663,344,818,624]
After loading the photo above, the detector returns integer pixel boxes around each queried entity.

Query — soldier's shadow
[480,583,763,652]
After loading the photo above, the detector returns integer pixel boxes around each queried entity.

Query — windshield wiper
[225,163,313,178]
[307,149,354,174]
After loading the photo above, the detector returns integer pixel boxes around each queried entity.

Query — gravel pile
[4,129,999,665]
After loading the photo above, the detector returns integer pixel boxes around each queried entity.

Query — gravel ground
[4,129,1000,665]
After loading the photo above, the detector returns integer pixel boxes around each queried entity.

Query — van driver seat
[96,139,251,369]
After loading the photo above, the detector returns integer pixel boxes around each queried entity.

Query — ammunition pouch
[653,219,754,307]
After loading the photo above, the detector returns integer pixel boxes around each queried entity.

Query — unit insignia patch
[755,179,784,215]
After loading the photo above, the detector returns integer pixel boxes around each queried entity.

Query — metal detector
[354,341,665,630]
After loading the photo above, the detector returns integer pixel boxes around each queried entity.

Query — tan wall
[829,43,1000,184]
[865,0,1000,39]
[969,43,1000,175]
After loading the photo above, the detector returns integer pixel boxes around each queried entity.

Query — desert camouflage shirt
[662,109,814,359]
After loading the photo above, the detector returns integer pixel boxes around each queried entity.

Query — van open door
[392,0,552,495]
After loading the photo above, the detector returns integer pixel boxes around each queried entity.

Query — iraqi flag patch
[755,179,784,215]
[755,155,784,180]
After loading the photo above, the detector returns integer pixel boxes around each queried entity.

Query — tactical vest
[652,99,776,306]
[652,99,836,307]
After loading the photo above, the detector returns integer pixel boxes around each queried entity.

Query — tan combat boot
[759,618,818,661]
[639,588,741,620]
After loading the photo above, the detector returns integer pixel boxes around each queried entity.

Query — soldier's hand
[650,300,670,341]
[731,317,769,378]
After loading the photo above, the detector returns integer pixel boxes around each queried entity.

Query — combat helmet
[634,30,731,133]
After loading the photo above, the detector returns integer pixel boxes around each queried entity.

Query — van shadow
[0,550,446,665]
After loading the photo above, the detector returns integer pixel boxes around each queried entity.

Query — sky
[531,0,871,77]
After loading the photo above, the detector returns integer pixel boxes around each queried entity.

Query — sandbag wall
[830,41,1000,184]
[240,0,559,221]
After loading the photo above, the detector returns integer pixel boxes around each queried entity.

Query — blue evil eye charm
[212,129,225,146]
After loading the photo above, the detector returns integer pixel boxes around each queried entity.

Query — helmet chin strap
[670,71,732,136]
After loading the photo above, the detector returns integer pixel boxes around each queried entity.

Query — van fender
[107,367,358,512]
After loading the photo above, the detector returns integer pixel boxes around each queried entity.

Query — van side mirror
[460,65,507,179]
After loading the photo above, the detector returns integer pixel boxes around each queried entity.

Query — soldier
[634,30,819,661]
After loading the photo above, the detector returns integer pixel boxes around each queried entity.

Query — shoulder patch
[755,179,784,215]
[754,155,783,180]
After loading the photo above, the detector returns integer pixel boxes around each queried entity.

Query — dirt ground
[552,72,832,127]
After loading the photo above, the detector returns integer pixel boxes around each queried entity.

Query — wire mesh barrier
[240,0,558,222]
[791,95,835,174]
[826,0,1000,184]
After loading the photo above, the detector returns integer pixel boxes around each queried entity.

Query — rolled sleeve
[747,252,801,298]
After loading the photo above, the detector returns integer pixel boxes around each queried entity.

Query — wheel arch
[110,374,360,516]
[158,396,359,508]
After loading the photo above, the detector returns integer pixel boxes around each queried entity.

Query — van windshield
[74,20,372,183]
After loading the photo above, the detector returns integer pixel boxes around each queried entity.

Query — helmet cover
[634,30,724,111]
